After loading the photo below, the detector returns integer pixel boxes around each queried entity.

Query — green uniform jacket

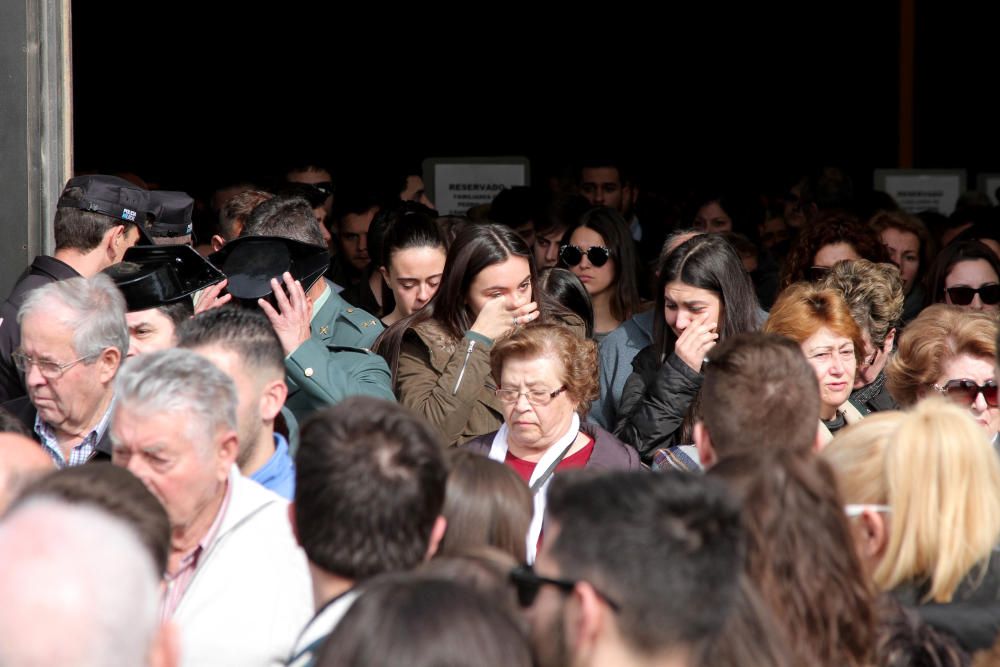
[285,283,396,423]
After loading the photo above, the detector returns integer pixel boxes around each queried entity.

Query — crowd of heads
[6,161,1000,666]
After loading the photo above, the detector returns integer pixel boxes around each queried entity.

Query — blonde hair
[824,398,1000,602]
[885,305,998,407]
[822,411,903,504]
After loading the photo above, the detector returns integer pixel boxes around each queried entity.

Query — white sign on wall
[874,169,966,215]
[424,157,530,215]
[977,174,1000,205]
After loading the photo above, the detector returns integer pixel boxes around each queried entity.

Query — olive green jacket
[395,319,503,447]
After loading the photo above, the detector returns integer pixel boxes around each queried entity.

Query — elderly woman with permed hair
[463,323,641,562]
[885,304,1000,442]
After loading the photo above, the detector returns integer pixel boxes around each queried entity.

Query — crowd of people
[2,160,1000,666]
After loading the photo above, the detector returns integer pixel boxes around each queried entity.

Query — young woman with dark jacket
[614,234,762,461]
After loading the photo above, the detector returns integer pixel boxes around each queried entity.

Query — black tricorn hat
[104,245,226,312]
[56,174,152,225]
[146,190,195,239]
[208,236,330,308]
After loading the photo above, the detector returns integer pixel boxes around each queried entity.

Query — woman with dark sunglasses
[887,304,1000,440]
[779,210,888,290]
[925,239,1000,313]
[559,207,642,343]
[614,235,762,461]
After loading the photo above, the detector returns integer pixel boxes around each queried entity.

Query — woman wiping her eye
[376,224,582,447]
[614,234,762,463]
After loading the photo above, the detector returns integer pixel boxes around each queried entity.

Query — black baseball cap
[56,174,152,225]
[104,245,226,312]
[146,190,195,240]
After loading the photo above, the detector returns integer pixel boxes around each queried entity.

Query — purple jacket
[462,422,645,472]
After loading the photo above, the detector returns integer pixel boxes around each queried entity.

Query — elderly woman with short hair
[763,283,867,442]
[463,323,642,561]
[886,304,1000,441]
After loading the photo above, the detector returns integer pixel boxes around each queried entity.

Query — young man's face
[337,207,377,271]
[579,167,633,217]
[533,226,567,269]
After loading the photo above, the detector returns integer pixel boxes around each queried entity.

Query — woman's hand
[674,311,719,373]
[469,297,540,341]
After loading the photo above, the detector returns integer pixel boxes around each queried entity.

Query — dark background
[69,2,999,198]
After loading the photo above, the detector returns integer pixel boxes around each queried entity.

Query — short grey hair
[0,498,160,667]
[18,273,129,359]
[115,348,237,441]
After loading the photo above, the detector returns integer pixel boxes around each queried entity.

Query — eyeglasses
[11,351,98,379]
[509,566,621,611]
[945,284,1000,306]
[933,379,1000,407]
[496,386,567,407]
[860,347,879,369]
[309,181,335,197]
[808,265,831,282]
[844,504,891,518]
[560,245,612,268]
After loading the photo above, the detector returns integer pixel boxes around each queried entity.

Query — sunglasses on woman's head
[808,265,831,282]
[945,284,1000,306]
[560,244,612,268]
[933,379,1000,407]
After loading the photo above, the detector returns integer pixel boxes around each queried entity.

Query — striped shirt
[34,404,113,468]
[161,481,232,621]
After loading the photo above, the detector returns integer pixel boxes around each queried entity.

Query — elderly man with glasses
[1,274,127,467]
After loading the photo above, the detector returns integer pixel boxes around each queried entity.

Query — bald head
[0,499,167,666]
[0,434,53,514]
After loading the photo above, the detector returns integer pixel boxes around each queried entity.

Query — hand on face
[674,311,718,373]
[470,296,539,341]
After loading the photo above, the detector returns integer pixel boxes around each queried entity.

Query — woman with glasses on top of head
[614,234,763,462]
[823,402,1000,652]
[924,239,1000,313]
[559,207,643,343]
[886,304,1000,443]
[779,210,888,289]
[819,259,905,415]
[462,324,641,562]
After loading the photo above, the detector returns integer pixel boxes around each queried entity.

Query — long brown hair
[709,449,877,667]
[375,223,572,381]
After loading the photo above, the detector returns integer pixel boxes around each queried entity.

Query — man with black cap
[211,195,394,421]
[139,190,196,246]
[104,245,227,357]
[0,175,150,402]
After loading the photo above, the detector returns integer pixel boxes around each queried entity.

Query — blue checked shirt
[34,404,113,468]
